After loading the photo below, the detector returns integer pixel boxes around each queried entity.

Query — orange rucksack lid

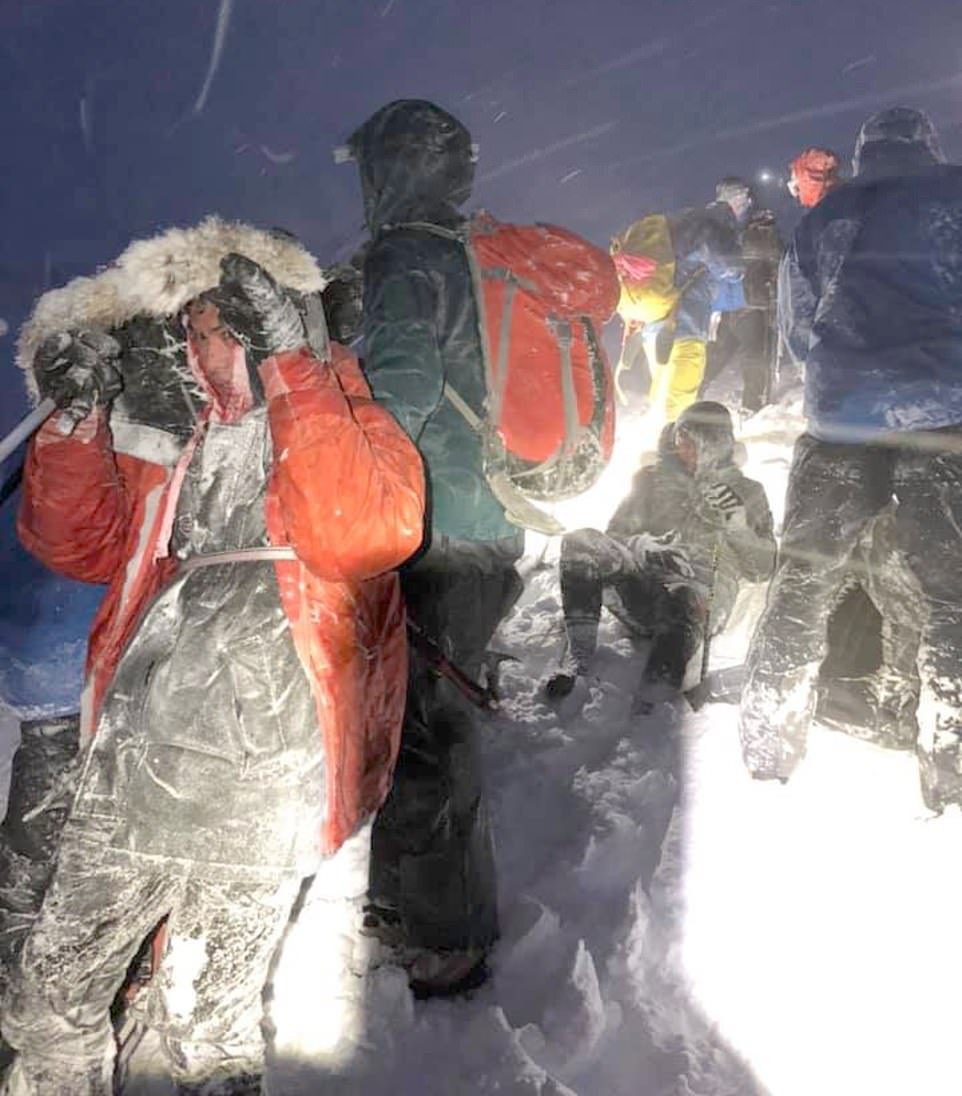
[469,212,619,477]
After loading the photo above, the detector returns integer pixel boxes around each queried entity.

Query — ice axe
[406,619,502,711]
[683,538,721,711]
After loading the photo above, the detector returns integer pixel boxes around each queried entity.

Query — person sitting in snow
[546,402,775,705]
[1,220,425,1095]
[739,107,962,809]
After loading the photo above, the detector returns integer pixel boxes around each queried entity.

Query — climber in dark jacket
[740,108,962,811]
[700,178,783,413]
[341,99,524,995]
[547,402,775,702]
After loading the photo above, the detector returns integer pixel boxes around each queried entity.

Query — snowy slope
[6,385,962,1095]
[276,387,962,1096]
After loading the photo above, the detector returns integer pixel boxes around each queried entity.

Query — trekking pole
[697,539,722,685]
[0,398,56,468]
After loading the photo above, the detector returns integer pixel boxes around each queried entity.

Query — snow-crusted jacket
[347,99,516,543]
[16,220,425,857]
[607,451,775,631]
[779,121,962,440]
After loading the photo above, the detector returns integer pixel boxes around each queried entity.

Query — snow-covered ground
[4,381,962,1095]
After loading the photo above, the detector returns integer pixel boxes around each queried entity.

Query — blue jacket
[0,447,102,719]
[780,146,962,440]
[670,202,744,340]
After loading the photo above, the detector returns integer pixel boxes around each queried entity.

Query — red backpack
[399,212,619,534]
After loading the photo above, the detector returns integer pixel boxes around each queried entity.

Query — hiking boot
[407,948,489,999]
[544,671,578,700]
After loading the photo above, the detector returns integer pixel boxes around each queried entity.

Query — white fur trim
[17,217,328,401]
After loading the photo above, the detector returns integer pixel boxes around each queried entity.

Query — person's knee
[561,528,608,562]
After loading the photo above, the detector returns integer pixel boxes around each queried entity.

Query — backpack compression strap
[384,220,566,536]
[441,381,565,535]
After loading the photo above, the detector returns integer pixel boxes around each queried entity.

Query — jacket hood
[673,400,736,471]
[18,217,327,400]
[852,107,945,180]
[789,147,842,208]
[346,99,476,233]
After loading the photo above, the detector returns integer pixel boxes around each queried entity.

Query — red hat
[788,148,842,208]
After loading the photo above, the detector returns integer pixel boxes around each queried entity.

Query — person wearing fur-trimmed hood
[0,219,425,1094]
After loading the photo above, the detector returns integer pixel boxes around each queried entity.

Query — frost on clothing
[0,716,79,1001]
[814,507,922,749]
[4,221,426,1091]
[2,836,302,1095]
[18,341,423,855]
[743,110,962,806]
[557,408,775,689]
[739,430,962,805]
[778,138,962,440]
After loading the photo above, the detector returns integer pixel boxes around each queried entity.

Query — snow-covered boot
[544,611,597,701]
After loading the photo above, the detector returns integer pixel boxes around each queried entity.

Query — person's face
[185,297,227,344]
[675,430,698,472]
[184,297,254,417]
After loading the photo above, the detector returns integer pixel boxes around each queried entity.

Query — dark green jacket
[351,100,515,543]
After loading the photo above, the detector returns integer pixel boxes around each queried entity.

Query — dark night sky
[2,0,961,433]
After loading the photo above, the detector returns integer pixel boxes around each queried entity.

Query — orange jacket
[18,343,425,852]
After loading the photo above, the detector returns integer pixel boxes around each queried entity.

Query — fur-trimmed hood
[18,217,327,399]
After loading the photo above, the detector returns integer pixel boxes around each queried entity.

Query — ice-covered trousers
[559,528,704,688]
[0,821,371,1095]
[0,716,79,1004]
[266,819,374,1091]
[739,429,962,809]
[370,536,523,955]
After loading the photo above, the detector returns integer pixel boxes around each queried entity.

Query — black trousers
[370,536,523,954]
[701,309,773,412]
[558,528,705,689]
[0,715,79,1004]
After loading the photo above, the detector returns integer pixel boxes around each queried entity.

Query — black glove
[211,253,306,365]
[34,329,122,431]
[703,482,747,527]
